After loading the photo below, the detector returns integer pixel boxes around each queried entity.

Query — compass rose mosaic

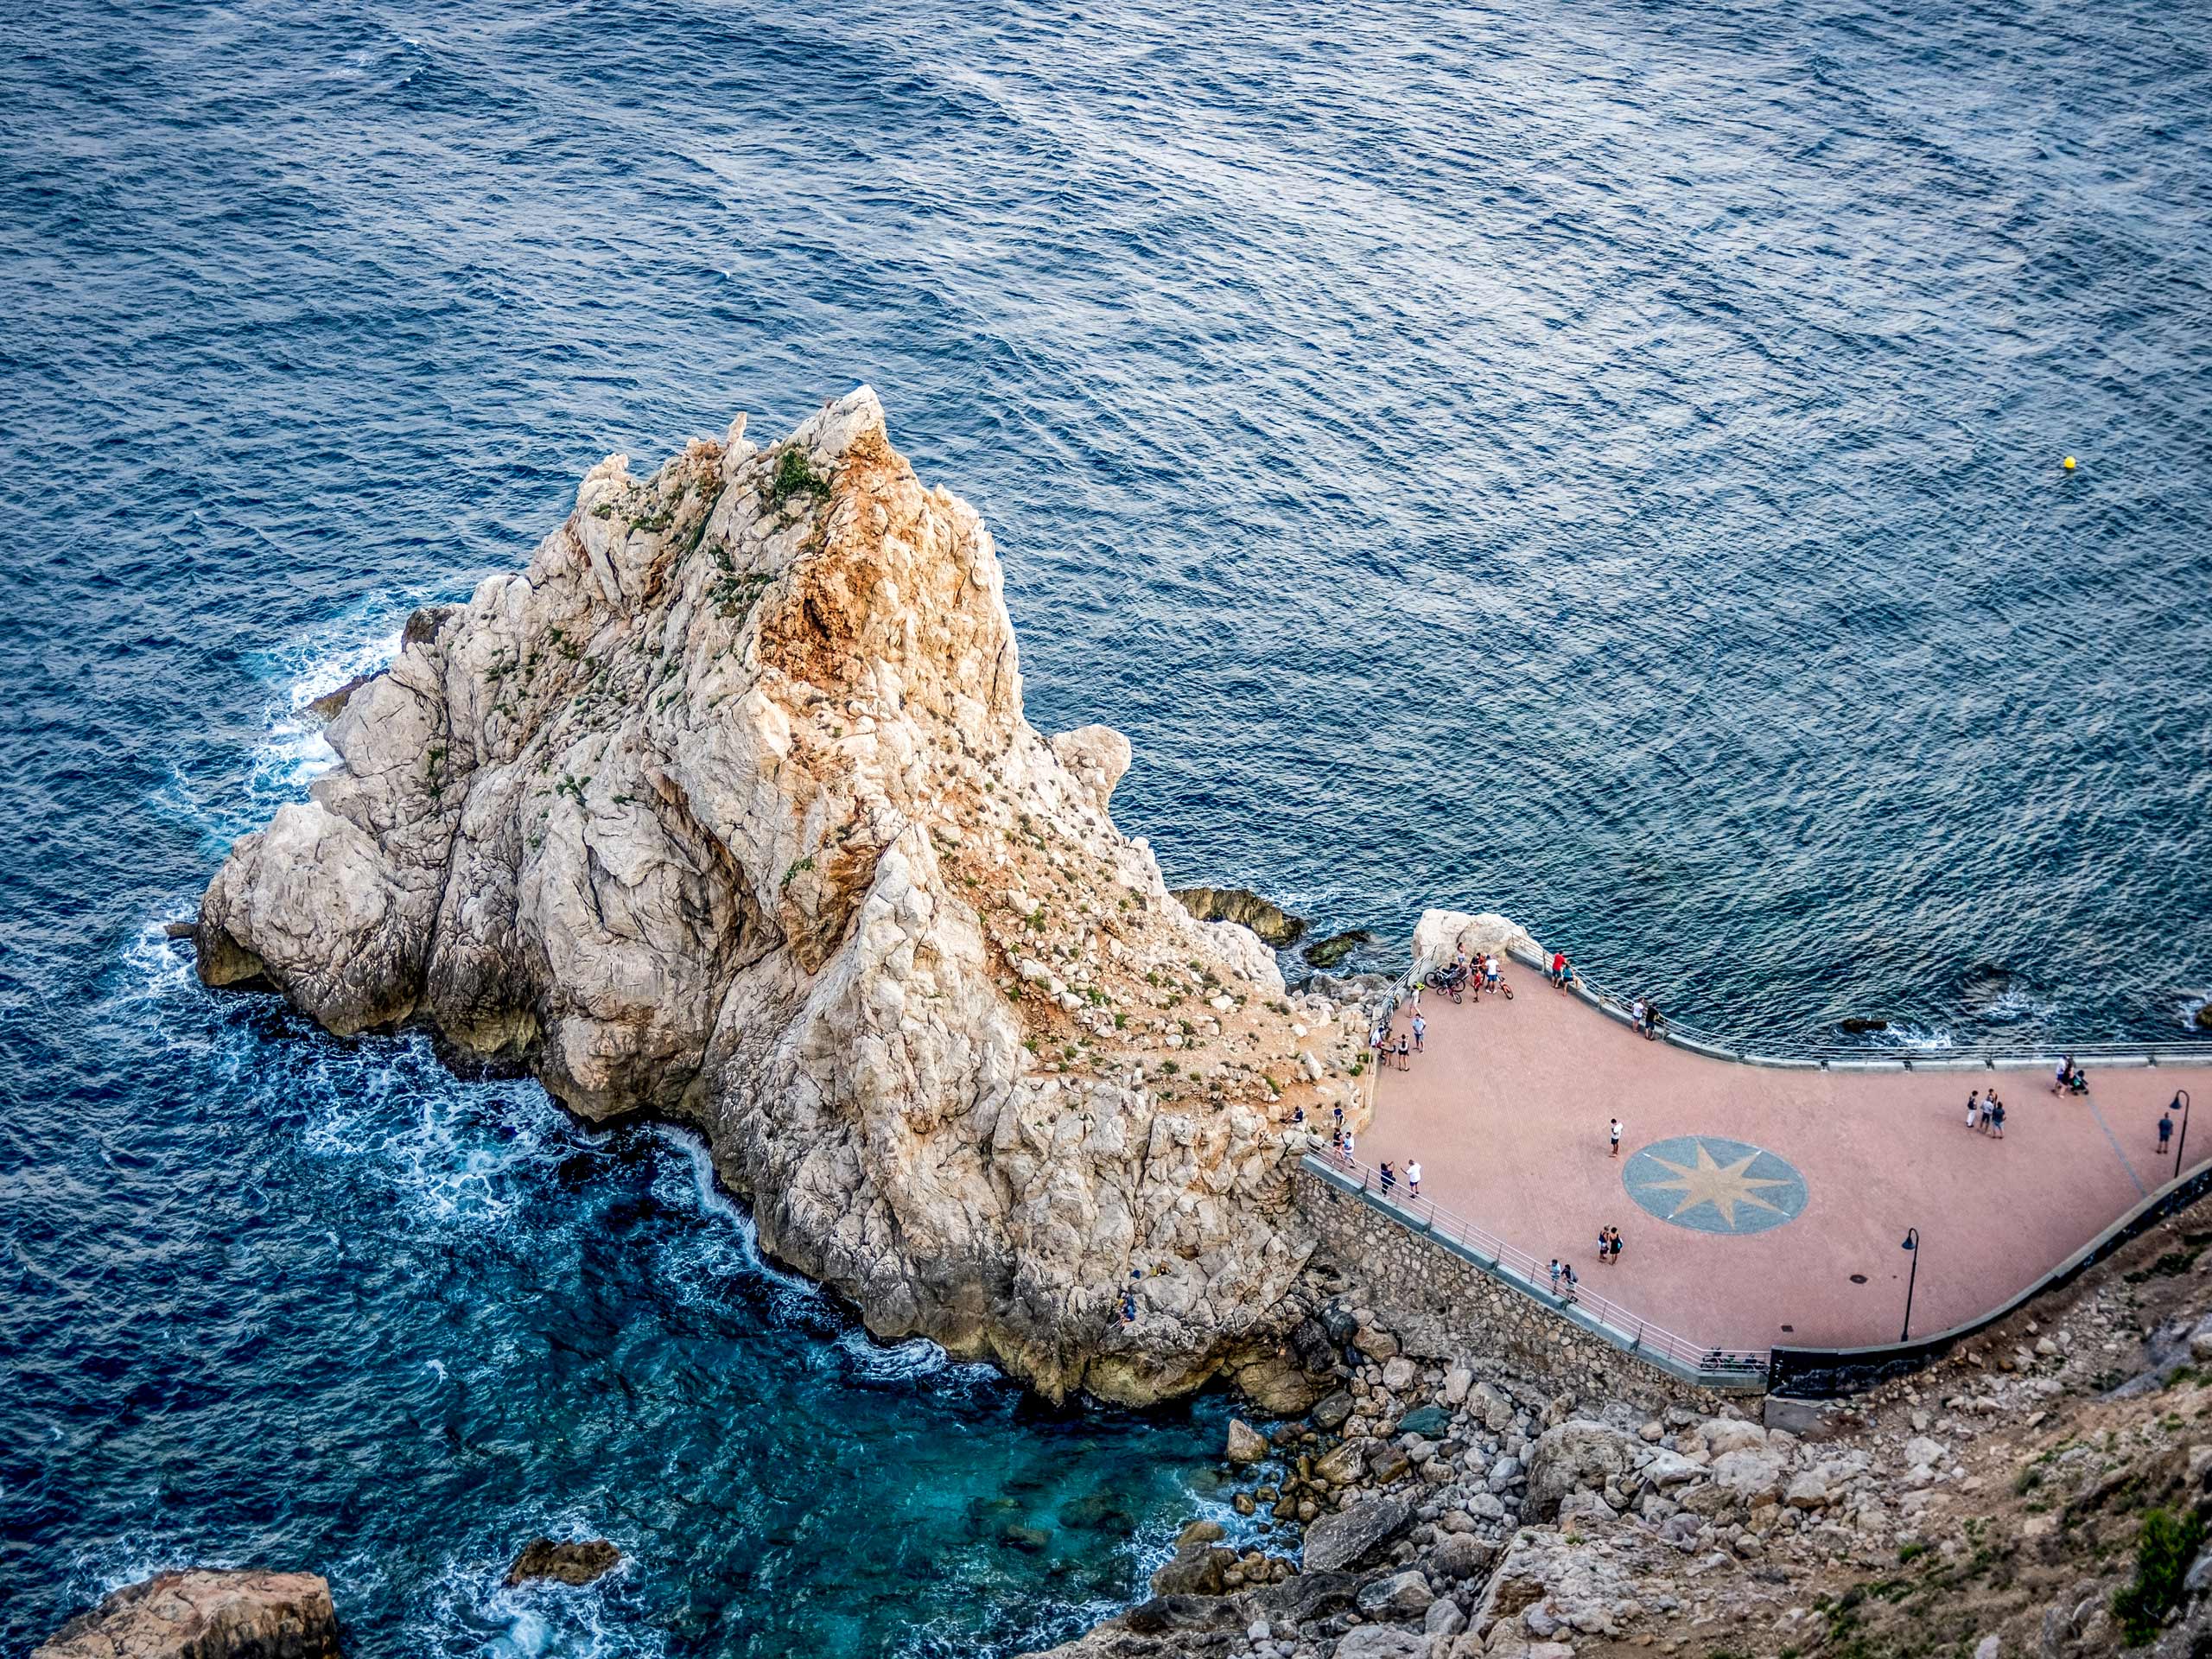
[1622,1135,1808,1235]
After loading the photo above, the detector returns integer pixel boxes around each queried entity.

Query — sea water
[3,0,2209,1649]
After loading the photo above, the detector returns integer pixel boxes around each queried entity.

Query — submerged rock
[193,390,1344,1405]
[1301,928,1371,969]
[505,1538,621,1587]
[35,1569,338,1659]
[1171,885,1306,948]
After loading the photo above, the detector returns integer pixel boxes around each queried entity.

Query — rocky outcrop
[1408,911,1541,976]
[194,390,1376,1404]
[505,1539,621,1587]
[1300,930,1370,970]
[35,1570,338,1659]
[1171,887,1305,949]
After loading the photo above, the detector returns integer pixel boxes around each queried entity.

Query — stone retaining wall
[1292,1165,1756,1416]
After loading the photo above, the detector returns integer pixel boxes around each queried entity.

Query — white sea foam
[404,1530,658,1659]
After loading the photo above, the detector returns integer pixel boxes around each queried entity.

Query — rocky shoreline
[1028,1202,2212,1659]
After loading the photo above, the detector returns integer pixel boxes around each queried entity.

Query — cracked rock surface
[196,388,1375,1403]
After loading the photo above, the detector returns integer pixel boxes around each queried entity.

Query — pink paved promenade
[1363,981,2212,1352]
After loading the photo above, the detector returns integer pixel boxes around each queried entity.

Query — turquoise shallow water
[4,0,2210,1650]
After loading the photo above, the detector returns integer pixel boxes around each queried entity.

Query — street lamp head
[1901,1229,1918,1251]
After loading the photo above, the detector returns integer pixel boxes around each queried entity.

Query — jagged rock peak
[195,389,1374,1402]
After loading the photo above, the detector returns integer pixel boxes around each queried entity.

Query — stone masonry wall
[1292,1165,1753,1417]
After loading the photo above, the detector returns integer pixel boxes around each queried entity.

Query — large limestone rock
[1522,1419,1641,1521]
[194,390,1350,1404]
[1409,910,1541,976]
[35,1569,339,1659]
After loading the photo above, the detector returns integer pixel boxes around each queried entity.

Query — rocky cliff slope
[194,389,1375,1404]
[1027,1196,2212,1659]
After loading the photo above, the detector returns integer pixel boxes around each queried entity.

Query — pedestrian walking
[2160,1111,2174,1154]
[1379,1160,1397,1195]
[1609,1117,1623,1157]
[1407,1159,1421,1198]
[1548,1258,1562,1295]
[1411,1012,1427,1052]
[1341,1129,1355,1166]
[1596,1224,1611,1263]
[1630,997,1648,1036]
[1965,1090,1980,1132]
[1609,1227,1624,1266]
[1561,1262,1578,1304]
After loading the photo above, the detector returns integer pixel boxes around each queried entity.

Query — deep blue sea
[4,0,2210,1651]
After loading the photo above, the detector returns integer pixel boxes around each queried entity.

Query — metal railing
[1304,1151,1770,1382]
[1482,945,2210,1071]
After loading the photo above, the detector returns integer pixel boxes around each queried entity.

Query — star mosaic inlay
[1621,1135,1808,1235]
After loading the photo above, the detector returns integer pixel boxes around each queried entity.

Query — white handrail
[1495,946,2209,1070]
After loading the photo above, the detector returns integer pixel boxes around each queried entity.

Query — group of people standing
[1377,1158,1422,1198]
[1965,1089,2007,1138]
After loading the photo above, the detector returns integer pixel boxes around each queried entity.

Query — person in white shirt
[1406,1160,1421,1198]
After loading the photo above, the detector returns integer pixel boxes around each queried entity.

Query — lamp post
[1899,1229,1921,1344]
[2176,1090,2193,1179]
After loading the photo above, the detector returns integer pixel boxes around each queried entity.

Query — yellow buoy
[2063,456,2077,470]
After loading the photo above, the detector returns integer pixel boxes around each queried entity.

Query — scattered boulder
[1708,1447,1788,1507]
[1700,1418,1768,1459]
[1396,1404,1452,1438]
[35,1569,338,1659]
[1171,887,1306,948]
[1356,1569,1435,1619]
[1302,1496,1413,1573]
[1226,1419,1269,1465]
[1367,1444,1413,1485]
[1352,1324,1401,1362]
[1332,1627,1427,1659]
[1314,1440,1366,1486]
[1783,1471,1830,1510]
[1429,1531,1500,1581]
[1471,1382,1516,1433]
[1523,1420,1640,1521]
[1313,1390,1356,1433]
[1249,1568,1363,1628]
[1175,1519,1227,1548]
[1149,1541,1232,1597]
[507,1538,622,1587]
[1838,1016,1890,1034]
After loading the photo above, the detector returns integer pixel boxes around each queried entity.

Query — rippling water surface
[4,0,2210,1649]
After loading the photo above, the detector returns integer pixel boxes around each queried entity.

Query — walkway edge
[1770,1150,2212,1395]
[1300,1155,1768,1395]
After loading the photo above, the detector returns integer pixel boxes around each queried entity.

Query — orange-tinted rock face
[196,389,1376,1402]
